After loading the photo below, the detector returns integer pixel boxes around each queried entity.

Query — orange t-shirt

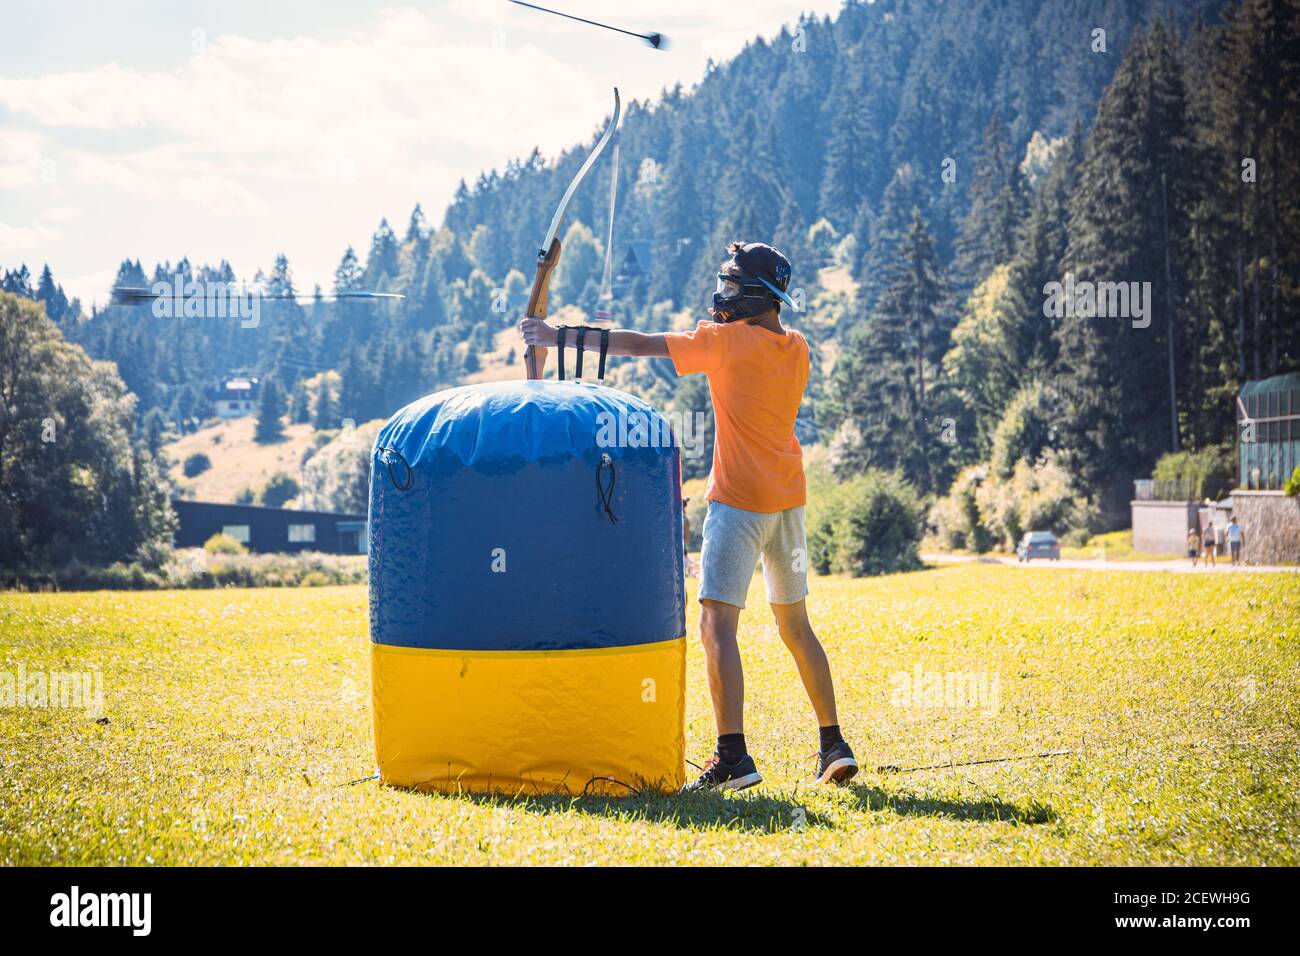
[665,320,808,513]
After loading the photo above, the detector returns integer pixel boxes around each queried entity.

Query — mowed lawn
[2,565,1297,866]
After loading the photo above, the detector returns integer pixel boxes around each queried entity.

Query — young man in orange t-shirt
[519,241,856,792]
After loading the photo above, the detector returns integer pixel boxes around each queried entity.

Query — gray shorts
[698,501,809,608]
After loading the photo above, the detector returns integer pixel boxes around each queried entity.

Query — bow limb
[524,236,561,379]
[524,87,621,381]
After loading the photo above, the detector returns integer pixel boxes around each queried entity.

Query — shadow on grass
[399,786,833,834]
[848,784,1056,825]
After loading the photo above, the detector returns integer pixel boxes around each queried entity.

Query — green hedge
[808,469,924,577]
[1151,444,1236,501]
[1,550,367,591]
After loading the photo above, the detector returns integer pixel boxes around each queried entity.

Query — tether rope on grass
[877,750,1071,774]
[876,737,1291,775]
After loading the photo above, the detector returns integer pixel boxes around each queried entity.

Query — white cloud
[41,206,81,222]
[0,129,45,189]
[0,6,608,292]
[0,219,60,254]
[70,151,269,217]
[0,63,158,129]
[0,8,597,179]
[0,1,842,296]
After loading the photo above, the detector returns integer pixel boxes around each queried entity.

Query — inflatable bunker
[368,380,686,794]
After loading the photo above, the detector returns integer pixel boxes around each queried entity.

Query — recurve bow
[524,87,622,380]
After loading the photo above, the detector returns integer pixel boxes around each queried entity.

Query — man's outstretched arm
[517,316,670,358]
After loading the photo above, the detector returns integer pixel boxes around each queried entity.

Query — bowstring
[595,128,620,320]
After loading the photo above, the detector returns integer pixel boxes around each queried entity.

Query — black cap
[729,242,795,308]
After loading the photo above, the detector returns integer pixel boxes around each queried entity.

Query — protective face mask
[711,271,772,322]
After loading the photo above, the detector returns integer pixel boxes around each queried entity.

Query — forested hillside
[6,0,1297,534]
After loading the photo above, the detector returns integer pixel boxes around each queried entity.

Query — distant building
[172,500,367,554]
[1231,370,1300,564]
[614,240,653,295]
[214,376,259,418]
[1132,371,1299,563]
[1130,485,1201,556]
[1237,370,1299,491]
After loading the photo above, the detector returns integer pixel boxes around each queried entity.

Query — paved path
[921,553,1299,574]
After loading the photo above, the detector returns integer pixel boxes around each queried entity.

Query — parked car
[1017,531,1060,562]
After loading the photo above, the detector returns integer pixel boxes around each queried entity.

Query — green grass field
[2,565,1298,865]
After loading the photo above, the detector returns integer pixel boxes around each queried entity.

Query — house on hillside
[214,376,259,418]
[614,240,653,296]
[1132,371,1299,564]
[172,500,367,554]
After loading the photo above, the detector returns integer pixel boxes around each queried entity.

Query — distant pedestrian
[1187,527,1200,566]
[1226,515,1243,566]
[1202,521,1217,567]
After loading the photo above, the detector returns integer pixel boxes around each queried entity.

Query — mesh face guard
[712,269,778,322]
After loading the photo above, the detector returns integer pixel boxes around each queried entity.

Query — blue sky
[1,1,842,306]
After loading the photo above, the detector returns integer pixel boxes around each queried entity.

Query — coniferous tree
[856,163,926,316]
[1,264,33,298]
[35,265,70,326]
[1003,118,1083,374]
[312,373,340,430]
[824,209,950,492]
[405,204,430,245]
[819,62,880,230]
[364,219,401,287]
[692,113,787,300]
[255,376,286,443]
[263,254,311,390]
[649,112,705,309]
[140,407,169,459]
[1055,24,1193,523]
[952,111,1029,299]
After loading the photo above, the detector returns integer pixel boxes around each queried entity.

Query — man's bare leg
[770,599,838,726]
[699,598,744,734]
[681,598,763,792]
[772,598,858,783]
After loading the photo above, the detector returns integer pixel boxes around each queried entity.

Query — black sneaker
[681,752,763,793]
[812,740,858,785]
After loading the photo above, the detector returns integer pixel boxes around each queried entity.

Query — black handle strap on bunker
[596,452,618,524]
[379,447,414,491]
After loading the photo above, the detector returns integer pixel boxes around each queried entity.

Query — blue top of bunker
[373,380,677,477]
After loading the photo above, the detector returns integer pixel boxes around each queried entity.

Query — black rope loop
[581,775,639,796]
[380,447,414,491]
[596,452,618,524]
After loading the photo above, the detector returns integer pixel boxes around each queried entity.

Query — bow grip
[524,236,563,380]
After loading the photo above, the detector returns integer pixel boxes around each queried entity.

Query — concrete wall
[1131,500,1199,555]
[1229,491,1300,565]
